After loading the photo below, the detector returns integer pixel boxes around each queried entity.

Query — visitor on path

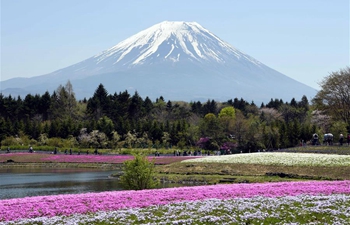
[339,134,344,146]
[323,133,333,145]
[54,147,57,154]
[6,147,10,153]
[347,134,350,146]
[69,148,72,155]
[312,133,318,145]
[29,146,33,153]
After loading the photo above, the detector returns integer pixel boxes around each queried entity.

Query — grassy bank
[277,145,350,155]
[157,162,350,183]
[157,173,304,185]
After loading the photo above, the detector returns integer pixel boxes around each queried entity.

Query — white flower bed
[181,152,350,166]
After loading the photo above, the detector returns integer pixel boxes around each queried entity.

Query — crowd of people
[312,133,350,146]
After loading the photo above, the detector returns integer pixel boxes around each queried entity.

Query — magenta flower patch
[0,153,201,164]
[0,180,349,222]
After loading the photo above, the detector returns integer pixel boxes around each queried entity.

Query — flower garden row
[183,152,350,166]
[1,180,350,223]
[0,153,200,165]
[3,152,350,166]
[5,194,350,225]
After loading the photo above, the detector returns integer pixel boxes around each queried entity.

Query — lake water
[0,168,125,200]
[0,167,193,200]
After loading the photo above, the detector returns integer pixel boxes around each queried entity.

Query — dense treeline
[1,67,349,152]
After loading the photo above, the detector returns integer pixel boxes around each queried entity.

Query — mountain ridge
[1,21,317,103]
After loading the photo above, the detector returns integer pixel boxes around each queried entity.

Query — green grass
[157,173,303,185]
[157,161,350,182]
[279,145,350,154]
[2,148,350,184]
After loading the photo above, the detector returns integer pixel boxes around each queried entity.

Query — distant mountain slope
[1,21,317,103]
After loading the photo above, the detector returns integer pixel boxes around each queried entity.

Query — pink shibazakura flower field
[7,194,350,225]
[1,180,349,223]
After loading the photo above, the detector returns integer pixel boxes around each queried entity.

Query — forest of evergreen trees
[0,80,348,152]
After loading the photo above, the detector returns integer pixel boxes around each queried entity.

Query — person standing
[312,133,318,145]
[339,134,344,146]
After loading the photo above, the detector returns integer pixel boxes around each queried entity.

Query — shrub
[119,153,159,190]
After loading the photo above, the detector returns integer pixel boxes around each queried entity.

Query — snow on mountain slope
[93,21,261,67]
[0,21,317,103]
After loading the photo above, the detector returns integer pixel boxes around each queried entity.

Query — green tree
[202,99,217,115]
[143,96,154,113]
[312,67,350,125]
[64,80,77,119]
[218,106,236,119]
[261,124,280,150]
[119,153,159,190]
[298,95,309,112]
[87,84,110,120]
[125,131,137,148]
[39,91,52,120]
[289,119,301,146]
[218,106,236,135]
[23,94,39,119]
[279,122,289,148]
[49,82,77,120]
[97,116,114,138]
[200,113,221,138]
[329,121,348,143]
[128,91,144,118]
[110,131,121,149]
[166,100,172,111]
[233,111,249,149]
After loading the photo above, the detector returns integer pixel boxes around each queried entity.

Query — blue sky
[1,0,349,89]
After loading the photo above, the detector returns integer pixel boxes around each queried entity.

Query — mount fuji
[1,21,316,103]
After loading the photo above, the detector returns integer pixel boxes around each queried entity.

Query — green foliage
[313,67,350,125]
[1,72,348,152]
[218,106,235,119]
[329,121,348,140]
[46,137,65,148]
[1,136,19,146]
[200,113,222,139]
[119,153,159,190]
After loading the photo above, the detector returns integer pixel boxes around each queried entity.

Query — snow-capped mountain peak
[1,21,317,104]
[93,21,261,67]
